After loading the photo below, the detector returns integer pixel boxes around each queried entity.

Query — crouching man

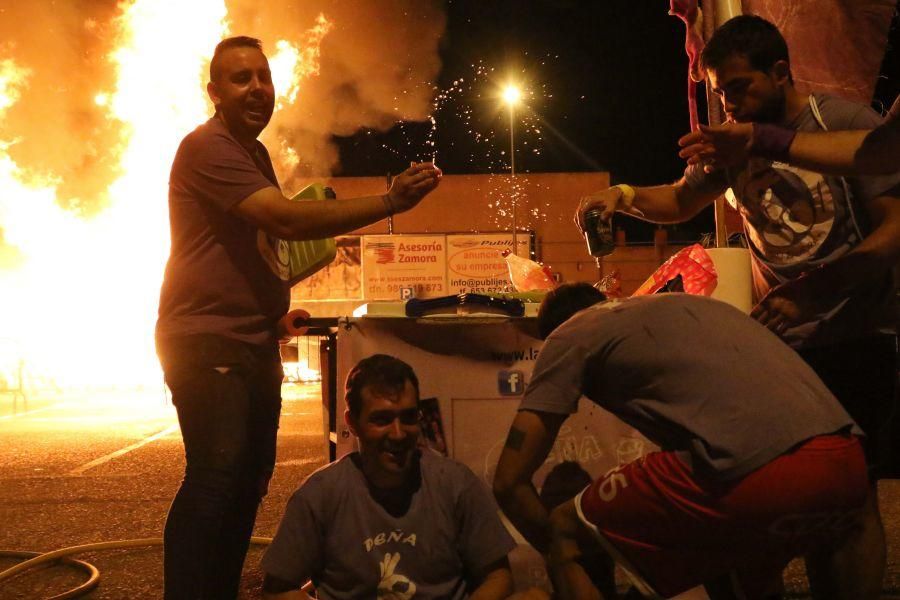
[262,354,516,599]
[493,284,868,599]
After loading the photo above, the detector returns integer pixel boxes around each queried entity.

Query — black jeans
[157,334,282,600]
[797,334,898,480]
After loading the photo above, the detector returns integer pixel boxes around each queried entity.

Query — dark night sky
[335,1,899,242]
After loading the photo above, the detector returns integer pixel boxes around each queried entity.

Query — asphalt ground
[1,385,899,599]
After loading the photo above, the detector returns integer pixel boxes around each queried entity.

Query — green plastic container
[285,183,337,286]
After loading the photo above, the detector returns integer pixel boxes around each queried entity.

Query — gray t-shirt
[262,450,516,600]
[519,294,858,482]
[157,117,289,347]
[685,93,900,349]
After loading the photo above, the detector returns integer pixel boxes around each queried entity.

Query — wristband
[382,193,396,216]
[750,123,797,162]
[611,184,636,205]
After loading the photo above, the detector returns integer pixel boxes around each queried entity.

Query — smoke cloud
[227,0,446,184]
[0,0,445,209]
[0,1,122,215]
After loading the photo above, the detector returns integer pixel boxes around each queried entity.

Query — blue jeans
[157,334,282,600]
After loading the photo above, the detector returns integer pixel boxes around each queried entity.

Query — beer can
[582,208,615,257]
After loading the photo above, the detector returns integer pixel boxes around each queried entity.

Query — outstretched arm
[575,178,720,231]
[234,162,442,240]
[791,118,900,175]
[492,410,567,554]
[678,100,900,176]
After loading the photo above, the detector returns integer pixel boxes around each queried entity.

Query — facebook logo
[498,370,525,396]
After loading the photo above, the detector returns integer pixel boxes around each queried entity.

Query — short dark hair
[539,461,592,511]
[701,15,791,81]
[537,283,606,340]
[345,354,420,417]
[209,36,264,82]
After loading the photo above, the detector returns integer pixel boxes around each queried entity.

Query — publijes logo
[498,370,524,396]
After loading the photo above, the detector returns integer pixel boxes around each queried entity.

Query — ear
[207,81,221,107]
[770,60,791,86]
[344,409,359,437]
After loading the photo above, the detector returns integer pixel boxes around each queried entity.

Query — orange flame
[0,3,331,391]
[270,14,333,110]
[0,59,29,113]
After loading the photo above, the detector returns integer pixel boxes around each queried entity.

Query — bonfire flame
[0,59,29,113]
[271,14,333,110]
[0,1,331,390]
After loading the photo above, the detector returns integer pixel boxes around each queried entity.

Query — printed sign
[292,236,362,301]
[362,235,447,300]
[446,233,531,294]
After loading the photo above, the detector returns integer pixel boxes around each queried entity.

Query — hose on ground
[0,536,272,599]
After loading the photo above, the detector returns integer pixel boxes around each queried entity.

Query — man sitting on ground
[262,354,516,599]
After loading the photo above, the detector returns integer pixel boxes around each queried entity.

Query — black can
[582,208,615,257]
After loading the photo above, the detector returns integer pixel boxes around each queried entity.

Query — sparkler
[378,61,550,233]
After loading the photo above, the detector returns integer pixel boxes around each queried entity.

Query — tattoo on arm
[505,427,526,451]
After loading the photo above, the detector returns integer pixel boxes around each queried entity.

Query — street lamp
[502,84,521,250]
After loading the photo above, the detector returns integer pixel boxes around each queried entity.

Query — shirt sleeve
[518,337,590,415]
[453,464,517,576]
[260,483,324,586]
[170,129,278,212]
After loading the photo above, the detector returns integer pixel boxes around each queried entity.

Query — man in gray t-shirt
[494,284,867,599]
[262,355,515,600]
[575,15,900,599]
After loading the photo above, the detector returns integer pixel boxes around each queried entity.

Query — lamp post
[502,84,521,251]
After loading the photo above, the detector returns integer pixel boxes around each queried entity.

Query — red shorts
[575,435,867,598]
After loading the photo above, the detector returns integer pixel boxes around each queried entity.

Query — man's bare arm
[774,97,900,175]
[575,178,721,234]
[790,120,900,176]
[492,410,567,554]
[233,162,441,240]
[235,187,393,240]
[679,101,900,176]
[547,501,602,600]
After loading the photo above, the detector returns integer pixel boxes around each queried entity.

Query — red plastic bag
[632,243,717,297]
